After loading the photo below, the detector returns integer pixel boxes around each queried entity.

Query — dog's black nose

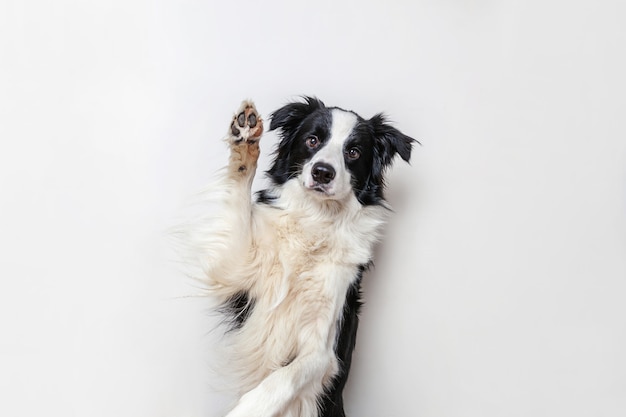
[311,162,336,184]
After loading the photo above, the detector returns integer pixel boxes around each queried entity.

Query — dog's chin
[303,183,356,204]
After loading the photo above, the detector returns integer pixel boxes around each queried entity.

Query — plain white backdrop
[1,0,625,416]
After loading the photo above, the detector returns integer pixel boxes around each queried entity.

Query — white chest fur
[227,179,387,393]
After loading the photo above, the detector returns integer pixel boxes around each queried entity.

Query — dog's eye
[346,148,361,160]
[305,136,320,149]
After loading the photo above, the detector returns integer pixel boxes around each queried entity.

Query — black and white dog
[182,97,415,417]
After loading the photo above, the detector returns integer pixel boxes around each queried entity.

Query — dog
[179,97,415,417]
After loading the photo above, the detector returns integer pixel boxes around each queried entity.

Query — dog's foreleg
[198,101,264,297]
[226,100,263,186]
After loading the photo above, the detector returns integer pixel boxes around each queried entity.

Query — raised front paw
[227,100,263,176]
[229,100,263,144]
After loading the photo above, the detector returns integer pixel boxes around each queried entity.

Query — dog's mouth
[304,182,335,197]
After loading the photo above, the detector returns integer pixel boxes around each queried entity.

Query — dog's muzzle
[303,161,346,198]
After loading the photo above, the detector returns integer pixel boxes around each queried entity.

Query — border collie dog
[182,97,415,417]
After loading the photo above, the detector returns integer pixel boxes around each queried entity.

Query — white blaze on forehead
[314,109,358,168]
[328,109,358,150]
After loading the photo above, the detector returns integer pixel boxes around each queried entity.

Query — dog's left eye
[346,148,361,160]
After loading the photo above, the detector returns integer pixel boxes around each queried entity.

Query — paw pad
[230,101,263,143]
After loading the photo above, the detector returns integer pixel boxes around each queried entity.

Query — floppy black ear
[269,96,325,134]
[266,97,326,185]
[370,113,417,165]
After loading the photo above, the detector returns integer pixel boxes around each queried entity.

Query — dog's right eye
[305,136,320,149]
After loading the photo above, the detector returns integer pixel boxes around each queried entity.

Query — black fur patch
[255,189,279,205]
[219,291,255,331]
[318,264,368,417]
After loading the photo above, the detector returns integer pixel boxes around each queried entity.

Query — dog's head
[268,97,416,205]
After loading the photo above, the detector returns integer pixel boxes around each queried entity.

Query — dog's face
[268,97,416,205]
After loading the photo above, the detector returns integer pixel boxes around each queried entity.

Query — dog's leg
[227,100,263,183]
[226,348,334,417]
[196,101,263,299]
[225,301,341,417]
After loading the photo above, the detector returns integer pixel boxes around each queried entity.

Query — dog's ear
[369,113,418,165]
[266,97,326,184]
[269,96,325,134]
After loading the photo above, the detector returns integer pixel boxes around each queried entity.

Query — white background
[1,0,625,416]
